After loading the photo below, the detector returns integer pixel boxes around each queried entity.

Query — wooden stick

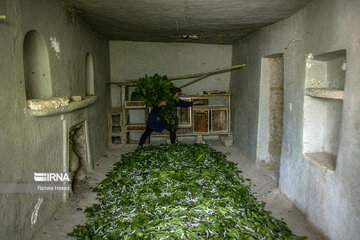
[178,63,246,88]
[167,64,246,81]
[107,64,247,84]
[179,74,211,88]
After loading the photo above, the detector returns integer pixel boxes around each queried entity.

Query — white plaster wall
[230,0,360,239]
[256,58,271,161]
[0,1,110,239]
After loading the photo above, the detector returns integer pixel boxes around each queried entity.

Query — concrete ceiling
[65,0,311,44]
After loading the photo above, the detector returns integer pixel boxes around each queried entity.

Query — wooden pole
[166,64,246,81]
[179,74,211,88]
[178,63,246,88]
[108,63,247,84]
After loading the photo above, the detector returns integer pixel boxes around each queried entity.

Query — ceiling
[65,0,311,44]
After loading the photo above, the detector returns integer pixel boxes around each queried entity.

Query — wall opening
[23,30,52,99]
[85,53,94,95]
[257,54,284,179]
[303,50,346,170]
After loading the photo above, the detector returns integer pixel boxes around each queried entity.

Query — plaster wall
[0,0,110,239]
[230,0,360,239]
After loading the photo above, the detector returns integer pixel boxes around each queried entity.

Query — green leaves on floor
[68,143,306,240]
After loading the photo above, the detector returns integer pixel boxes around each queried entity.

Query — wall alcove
[303,50,346,170]
[85,52,94,95]
[23,30,52,99]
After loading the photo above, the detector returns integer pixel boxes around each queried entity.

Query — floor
[31,141,325,240]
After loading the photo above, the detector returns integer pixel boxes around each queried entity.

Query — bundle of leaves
[158,98,179,131]
[69,144,306,240]
[135,74,179,130]
[135,74,174,107]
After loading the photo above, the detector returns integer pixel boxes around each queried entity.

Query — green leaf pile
[69,144,306,240]
[135,74,174,107]
[135,73,179,130]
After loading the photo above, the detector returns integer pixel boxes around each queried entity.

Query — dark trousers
[139,125,176,146]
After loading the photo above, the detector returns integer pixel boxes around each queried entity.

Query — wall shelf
[126,124,146,132]
[125,101,146,108]
[303,50,346,165]
[305,88,343,100]
[304,152,336,171]
[28,96,97,117]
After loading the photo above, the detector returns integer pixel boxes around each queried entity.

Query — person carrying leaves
[138,87,194,147]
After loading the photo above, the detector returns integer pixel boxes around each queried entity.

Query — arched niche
[23,30,52,99]
[85,53,94,95]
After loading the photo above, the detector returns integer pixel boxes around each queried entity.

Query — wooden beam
[164,64,246,81]
[179,74,211,88]
[108,64,246,84]
[179,63,246,88]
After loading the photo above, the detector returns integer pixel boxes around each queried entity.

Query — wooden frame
[211,108,229,133]
[178,97,192,128]
[193,109,210,133]
[125,101,145,108]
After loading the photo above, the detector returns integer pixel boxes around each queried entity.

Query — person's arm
[158,100,167,107]
[177,99,193,108]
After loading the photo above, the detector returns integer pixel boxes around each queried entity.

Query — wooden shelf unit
[109,82,232,145]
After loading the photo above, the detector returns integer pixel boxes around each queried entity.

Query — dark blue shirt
[147,99,193,132]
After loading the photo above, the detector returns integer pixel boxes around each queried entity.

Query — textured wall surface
[0,0,110,239]
[256,56,284,167]
[230,0,360,239]
[110,41,232,106]
[64,0,311,44]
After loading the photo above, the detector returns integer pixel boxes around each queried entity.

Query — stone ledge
[28,96,97,117]
[305,88,343,100]
[304,152,336,171]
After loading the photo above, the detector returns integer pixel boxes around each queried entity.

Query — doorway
[257,54,284,180]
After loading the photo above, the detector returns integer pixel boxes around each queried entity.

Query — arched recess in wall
[23,30,52,99]
[85,53,95,95]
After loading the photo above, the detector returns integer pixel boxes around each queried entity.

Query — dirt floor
[31,141,325,240]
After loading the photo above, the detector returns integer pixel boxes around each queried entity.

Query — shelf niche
[303,50,346,170]
[85,53,95,96]
[23,30,52,99]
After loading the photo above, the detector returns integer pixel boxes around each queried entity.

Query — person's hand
[158,100,167,106]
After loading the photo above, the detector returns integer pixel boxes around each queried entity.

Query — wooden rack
[109,82,232,146]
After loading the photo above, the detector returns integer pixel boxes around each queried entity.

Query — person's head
[172,87,182,97]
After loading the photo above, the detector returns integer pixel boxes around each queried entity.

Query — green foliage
[69,144,307,240]
[159,97,180,131]
[135,74,174,107]
[135,74,179,130]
